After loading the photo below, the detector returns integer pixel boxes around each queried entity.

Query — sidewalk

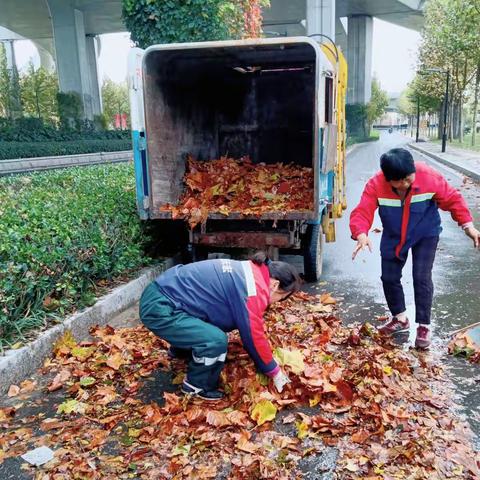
[409,141,480,182]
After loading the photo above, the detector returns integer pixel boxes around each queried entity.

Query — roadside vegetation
[0,163,151,350]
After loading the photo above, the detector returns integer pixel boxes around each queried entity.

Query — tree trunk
[459,97,463,143]
[472,65,480,147]
[438,106,443,140]
[35,88,41,119]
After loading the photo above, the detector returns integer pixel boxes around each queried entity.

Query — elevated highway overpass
[0,0,424,117]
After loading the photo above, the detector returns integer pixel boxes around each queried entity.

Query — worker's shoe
[181,381,224,402]
[378,316,410,335]
[415,325,431,349]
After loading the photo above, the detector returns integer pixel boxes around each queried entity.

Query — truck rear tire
[303,224,324,282]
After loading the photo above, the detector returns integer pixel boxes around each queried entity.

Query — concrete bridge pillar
[2,40,22,118]
[47,0,101,119]
[34,42,55,72]
[347,15,373,104]
[306,0,335,41]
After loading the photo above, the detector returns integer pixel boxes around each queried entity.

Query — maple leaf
[172,444,191,457]
[57,399,88,415]
[296,421,309,439]
[7,384,20,397]
[79,376,96,387]
[48,368,72,392]
[250,400,277,426]
[274,347,305,374]
[53,330,77,356]
[206,410,231,427]
[106,352,124,370]
[71,346,94,361]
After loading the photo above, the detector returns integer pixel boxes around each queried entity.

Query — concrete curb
[409,143,480,183]
[0,150,133,176]
[0,259,174,394]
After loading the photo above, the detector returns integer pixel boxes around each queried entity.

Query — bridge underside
[0,0,423,116]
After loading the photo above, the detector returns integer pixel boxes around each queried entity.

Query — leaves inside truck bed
[161,156,314,228]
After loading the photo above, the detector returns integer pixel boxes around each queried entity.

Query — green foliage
[101,79,130,128]
[346,131,379,147]
[398,79,441,117]
[20,62,58,122]
[0,117,130,142]
[57,91,84,128]
[366,77,389,128]
[0,139,132,160]
[0,163,150,347]
[417,0,480,140]
[346,104,368,137]
[0,43,22,119]
[122,0,268,48]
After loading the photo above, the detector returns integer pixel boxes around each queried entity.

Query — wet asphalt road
[320,131,480,446]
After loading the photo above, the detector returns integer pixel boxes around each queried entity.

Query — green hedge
[0,163,150,348]
[0,117,131,142]
[0,139,132,160]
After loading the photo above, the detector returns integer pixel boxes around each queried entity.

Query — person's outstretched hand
[352,233,373,260]
[464,225,480,249]
[272,369,290,393]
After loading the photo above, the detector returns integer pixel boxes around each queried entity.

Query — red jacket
[350,162,472,259]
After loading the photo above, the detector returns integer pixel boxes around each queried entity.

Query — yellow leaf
[374,465,385,474]
[250,400,277,426]
[53,331,77,355]
[128,428,141,438]
[296,421,309,439]
[383,365,393,376]
[274,348,305,374]
[106,352,124,370]
[171,372,185,385]
[57,399,87,415]
[71,346,94,361]
[309,395,321,407]
[452,465,464,475]
[172,444,191,456]
[10,342,23,350]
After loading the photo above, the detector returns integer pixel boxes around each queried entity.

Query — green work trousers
[139,282,228,391]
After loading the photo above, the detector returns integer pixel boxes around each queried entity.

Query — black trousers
[381,236,439,325]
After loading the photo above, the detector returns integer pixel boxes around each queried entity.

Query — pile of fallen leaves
[448,329,480,364]
[161,156,314,228]
[1,292,479,479]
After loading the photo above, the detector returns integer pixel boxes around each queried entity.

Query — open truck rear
[128,37,347,281]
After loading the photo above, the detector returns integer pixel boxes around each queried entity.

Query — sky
[12,18,420,96]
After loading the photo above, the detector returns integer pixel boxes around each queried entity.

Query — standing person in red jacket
[350,148,479,348]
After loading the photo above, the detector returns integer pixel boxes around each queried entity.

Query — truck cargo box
[129,37,347,280]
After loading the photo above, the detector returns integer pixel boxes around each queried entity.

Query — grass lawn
[431,132,480,153]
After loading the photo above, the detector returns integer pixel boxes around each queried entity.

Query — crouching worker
[139,252,302,401]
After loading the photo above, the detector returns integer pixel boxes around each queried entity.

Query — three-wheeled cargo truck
[128,37,347,281]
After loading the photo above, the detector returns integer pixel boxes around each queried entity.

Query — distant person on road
[139,252,301,401]
[350,148,480,348]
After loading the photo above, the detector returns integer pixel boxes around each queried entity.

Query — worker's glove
[272,369,290,393]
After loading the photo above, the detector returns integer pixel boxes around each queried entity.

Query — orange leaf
[106,352,124,370]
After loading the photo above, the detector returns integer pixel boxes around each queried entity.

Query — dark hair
[380,148,416,181]
[251,251,303,293]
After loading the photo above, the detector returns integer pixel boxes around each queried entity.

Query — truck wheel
[303,224,324,282]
